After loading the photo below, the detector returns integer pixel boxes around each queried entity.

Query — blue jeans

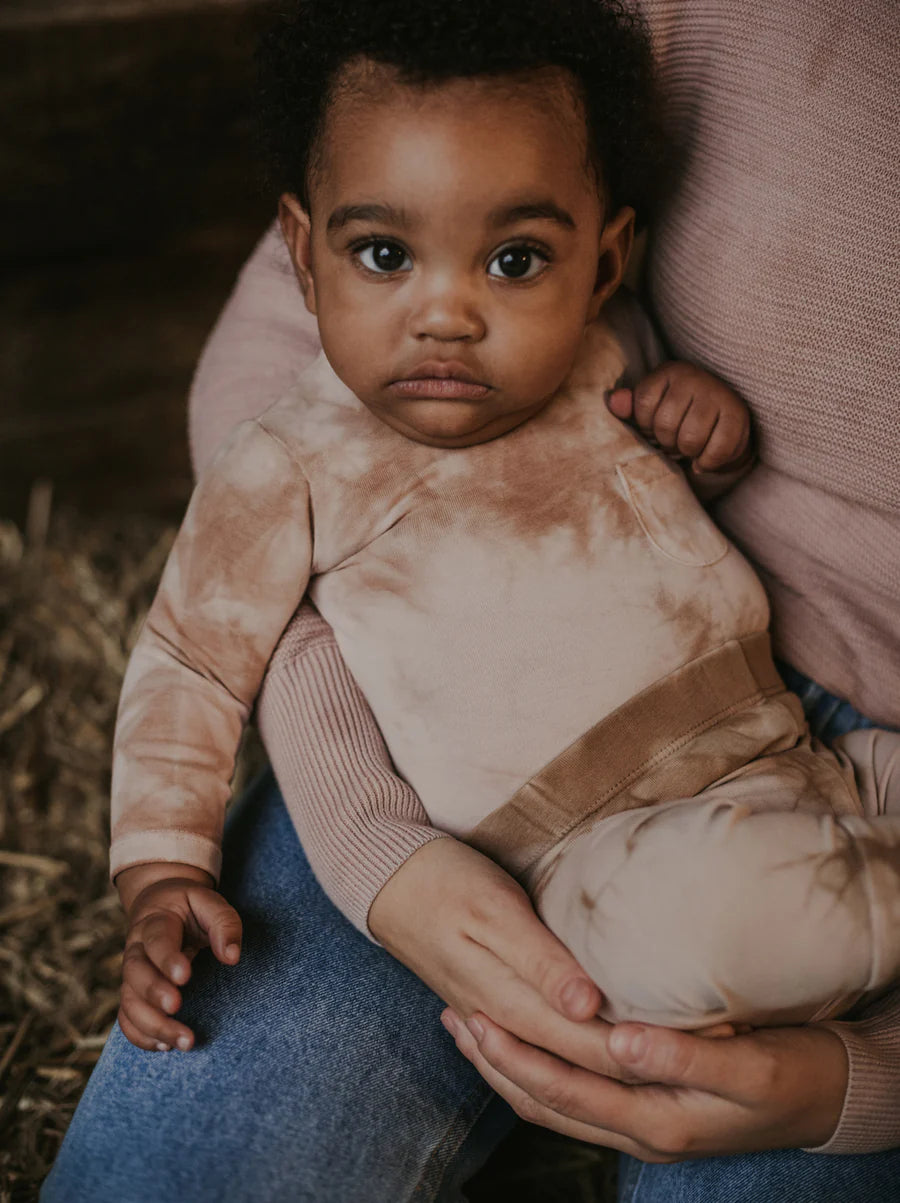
[41,665,899,1203]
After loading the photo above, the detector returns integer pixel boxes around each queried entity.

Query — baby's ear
[588,205,635,320]
[278,193,317,315]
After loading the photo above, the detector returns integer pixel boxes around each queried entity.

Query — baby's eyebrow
[487,201,576,231]
[327,203,414,232]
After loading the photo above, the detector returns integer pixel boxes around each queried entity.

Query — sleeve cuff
[110,830,222,887]
[803,991,900,1154]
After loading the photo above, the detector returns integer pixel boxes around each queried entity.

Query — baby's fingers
[693,414,750,473]
[630,369,673,436]
[122,939,183,1017]
[118,973,195,1053]
[187,887,243,966]
[607,388,634,420]
[137,909,193,986]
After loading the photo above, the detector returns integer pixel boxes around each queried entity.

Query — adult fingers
[428,928,639,1081]
[607,1024,773,1101]
[441,1010,669,1160]
[463,881,601,1022]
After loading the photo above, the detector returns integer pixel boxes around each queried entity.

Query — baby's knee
[534,798,876,1027]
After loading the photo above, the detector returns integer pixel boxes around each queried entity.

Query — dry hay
[0,487,617,1203]
[0,486,177,1199]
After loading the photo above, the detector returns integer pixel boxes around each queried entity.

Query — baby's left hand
[608,362,752,475]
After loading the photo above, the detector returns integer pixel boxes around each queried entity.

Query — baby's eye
[355,240,412,274]
[487,245,548,281]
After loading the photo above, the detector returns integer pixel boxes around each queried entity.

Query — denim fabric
[40,770,515,1203]
[616,1147,900,1203]
[41,664,899,1203]
[775,660,889,742]
[618,662,900,1203]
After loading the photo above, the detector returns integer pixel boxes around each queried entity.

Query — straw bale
[0,499,189,1198]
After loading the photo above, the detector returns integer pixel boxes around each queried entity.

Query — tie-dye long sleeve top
[110,293,769,882]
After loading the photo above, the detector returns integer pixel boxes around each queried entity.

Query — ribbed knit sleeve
[803,990,900,1155]
[256,604,450,939]
[640,0,900,730]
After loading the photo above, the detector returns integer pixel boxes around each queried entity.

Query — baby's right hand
[115,863,242,1052]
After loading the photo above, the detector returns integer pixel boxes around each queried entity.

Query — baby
[111,0,900,1055]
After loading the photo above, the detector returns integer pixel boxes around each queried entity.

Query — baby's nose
[409,276,486,342]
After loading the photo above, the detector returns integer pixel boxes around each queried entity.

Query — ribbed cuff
[804,990,900,1154]
[109,830,222,887]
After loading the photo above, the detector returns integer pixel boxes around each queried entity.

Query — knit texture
[643,0,900,727]
[257,609,447,936]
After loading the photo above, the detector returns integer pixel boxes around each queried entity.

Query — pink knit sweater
[186,0,900,1155]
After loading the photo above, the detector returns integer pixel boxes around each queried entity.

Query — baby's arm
[110,417,314,1049]
[110,417,313,885]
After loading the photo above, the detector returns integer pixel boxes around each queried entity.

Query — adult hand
[440,1009,848,1161]
[368,837,643,1081]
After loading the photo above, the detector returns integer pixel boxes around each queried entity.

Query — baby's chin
[363,395,549,449]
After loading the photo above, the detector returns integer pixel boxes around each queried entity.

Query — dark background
[0,0,278,525]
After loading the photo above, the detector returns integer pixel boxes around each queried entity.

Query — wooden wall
[0,0,277,523]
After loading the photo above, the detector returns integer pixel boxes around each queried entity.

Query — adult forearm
[810,986,900,1154]
[187,220,321,475]
[256,601,447,938]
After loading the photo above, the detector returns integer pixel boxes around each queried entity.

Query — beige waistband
[467,632,805,880]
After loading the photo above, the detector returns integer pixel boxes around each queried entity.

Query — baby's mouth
[390,378,491,400]
[390,360,491,401]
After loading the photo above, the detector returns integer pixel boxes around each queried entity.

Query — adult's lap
[40,771,501,1203]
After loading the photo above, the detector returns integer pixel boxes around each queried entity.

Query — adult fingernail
[613,1027,647,1061]
[466,1017,485,1042]
[441,1012,458,1035]
[562,980,595,1016]
[176,1036,191,1051]
[156,1042,171,1052]
[225,943,240,962]
[171,963,187,983]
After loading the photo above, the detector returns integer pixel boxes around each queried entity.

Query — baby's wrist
[115,861,215,914]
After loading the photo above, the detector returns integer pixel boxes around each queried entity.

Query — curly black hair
[255,0,660,221]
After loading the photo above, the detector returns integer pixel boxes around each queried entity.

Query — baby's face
[281,63,633,448]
